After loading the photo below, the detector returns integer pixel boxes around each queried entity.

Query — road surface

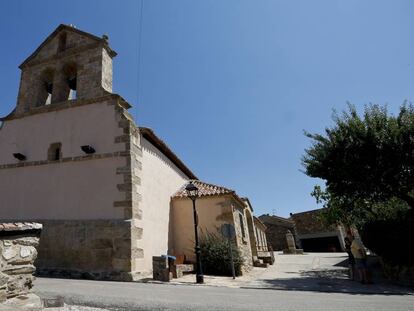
[35,276,414,311]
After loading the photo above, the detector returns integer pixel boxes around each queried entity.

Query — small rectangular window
[48,142,62,161]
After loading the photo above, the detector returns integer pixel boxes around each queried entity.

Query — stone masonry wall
[114,105,145,277]
[35,220,134,281]
[266,221,295,251]
[259,215,296,251]
[0,223,42,302]
[16,25,115,115]
[290,209,337,235]
[232,201,253,273]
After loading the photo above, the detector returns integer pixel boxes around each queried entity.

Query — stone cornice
[1,94,131,122]
[0,151,129,171]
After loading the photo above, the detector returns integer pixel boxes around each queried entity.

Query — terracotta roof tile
[172,180,235,199]
[172,180,248,209]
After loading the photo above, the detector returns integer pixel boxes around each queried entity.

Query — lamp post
[185,181,204,284]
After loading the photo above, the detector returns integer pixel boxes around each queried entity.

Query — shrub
[361,209,414,267]
[200,232,244,276]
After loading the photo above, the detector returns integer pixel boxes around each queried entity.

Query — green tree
[303,103,414,226]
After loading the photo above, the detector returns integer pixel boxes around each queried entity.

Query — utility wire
[136,0,145,106]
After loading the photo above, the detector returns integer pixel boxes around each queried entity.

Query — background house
[259,214,297,251]
[170,180,253,272]
[290,209,346,252]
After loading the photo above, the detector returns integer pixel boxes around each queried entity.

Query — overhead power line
[136,0,145,106]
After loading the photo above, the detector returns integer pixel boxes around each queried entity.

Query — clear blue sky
[1,1,413,217]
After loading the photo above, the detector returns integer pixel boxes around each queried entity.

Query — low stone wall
[35,219,140,281]
[0,222,42,302]
[381,260,414,287]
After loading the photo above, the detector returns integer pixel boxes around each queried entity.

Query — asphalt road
[35,277,414,311]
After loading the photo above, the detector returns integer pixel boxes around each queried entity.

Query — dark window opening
[58,33,67,53]
[54,147,61,160]
[67,75,77,100]
[38,69,55,106]
[44,81,53,105]
[63,63,78,101]
[239,213,246,238]
[48,143,62,161]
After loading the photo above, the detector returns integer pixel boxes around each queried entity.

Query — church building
[0,25,265,280]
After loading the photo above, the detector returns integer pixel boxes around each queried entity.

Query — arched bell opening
[63,63,78,100]
[37,68,55,106]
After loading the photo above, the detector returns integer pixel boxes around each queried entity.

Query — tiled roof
[0,222,42,232]
[139,127,197,180]
[173,180,235,198]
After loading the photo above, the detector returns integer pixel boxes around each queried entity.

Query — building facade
[290,209,346,252]
[0,25,268,280]
[259,214,297,251]
[0,24,197,280]
[170,180,253,272]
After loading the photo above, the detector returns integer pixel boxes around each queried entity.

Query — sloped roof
[139,127,197,180]
[290,208,324,217]
[19,24,117,68]
[259,214,294,225]
[173,180,233,198]
[172,180,246,207]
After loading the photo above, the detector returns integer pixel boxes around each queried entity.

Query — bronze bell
[67,76,77,90]
[45,82,53,94]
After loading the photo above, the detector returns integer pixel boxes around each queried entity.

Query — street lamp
[185,181,204,284]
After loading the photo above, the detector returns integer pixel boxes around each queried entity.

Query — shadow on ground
[243,267,414,295]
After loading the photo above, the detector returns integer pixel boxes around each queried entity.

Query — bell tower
[15,24,117,115]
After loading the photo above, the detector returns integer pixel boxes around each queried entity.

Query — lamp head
[185,181,199,200]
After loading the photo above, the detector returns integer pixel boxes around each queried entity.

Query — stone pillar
[286,230,296,251]
[0,223,42,300]
[152,256,172,282]
[283,230,303,255]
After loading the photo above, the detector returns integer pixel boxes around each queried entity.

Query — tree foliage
[303,103,414,226]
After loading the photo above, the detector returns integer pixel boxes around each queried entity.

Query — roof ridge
[172,179,240,200]
[259,214,294,223]
[190,179,235,193]
[290,208,323,216]
[139,127,197,180]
